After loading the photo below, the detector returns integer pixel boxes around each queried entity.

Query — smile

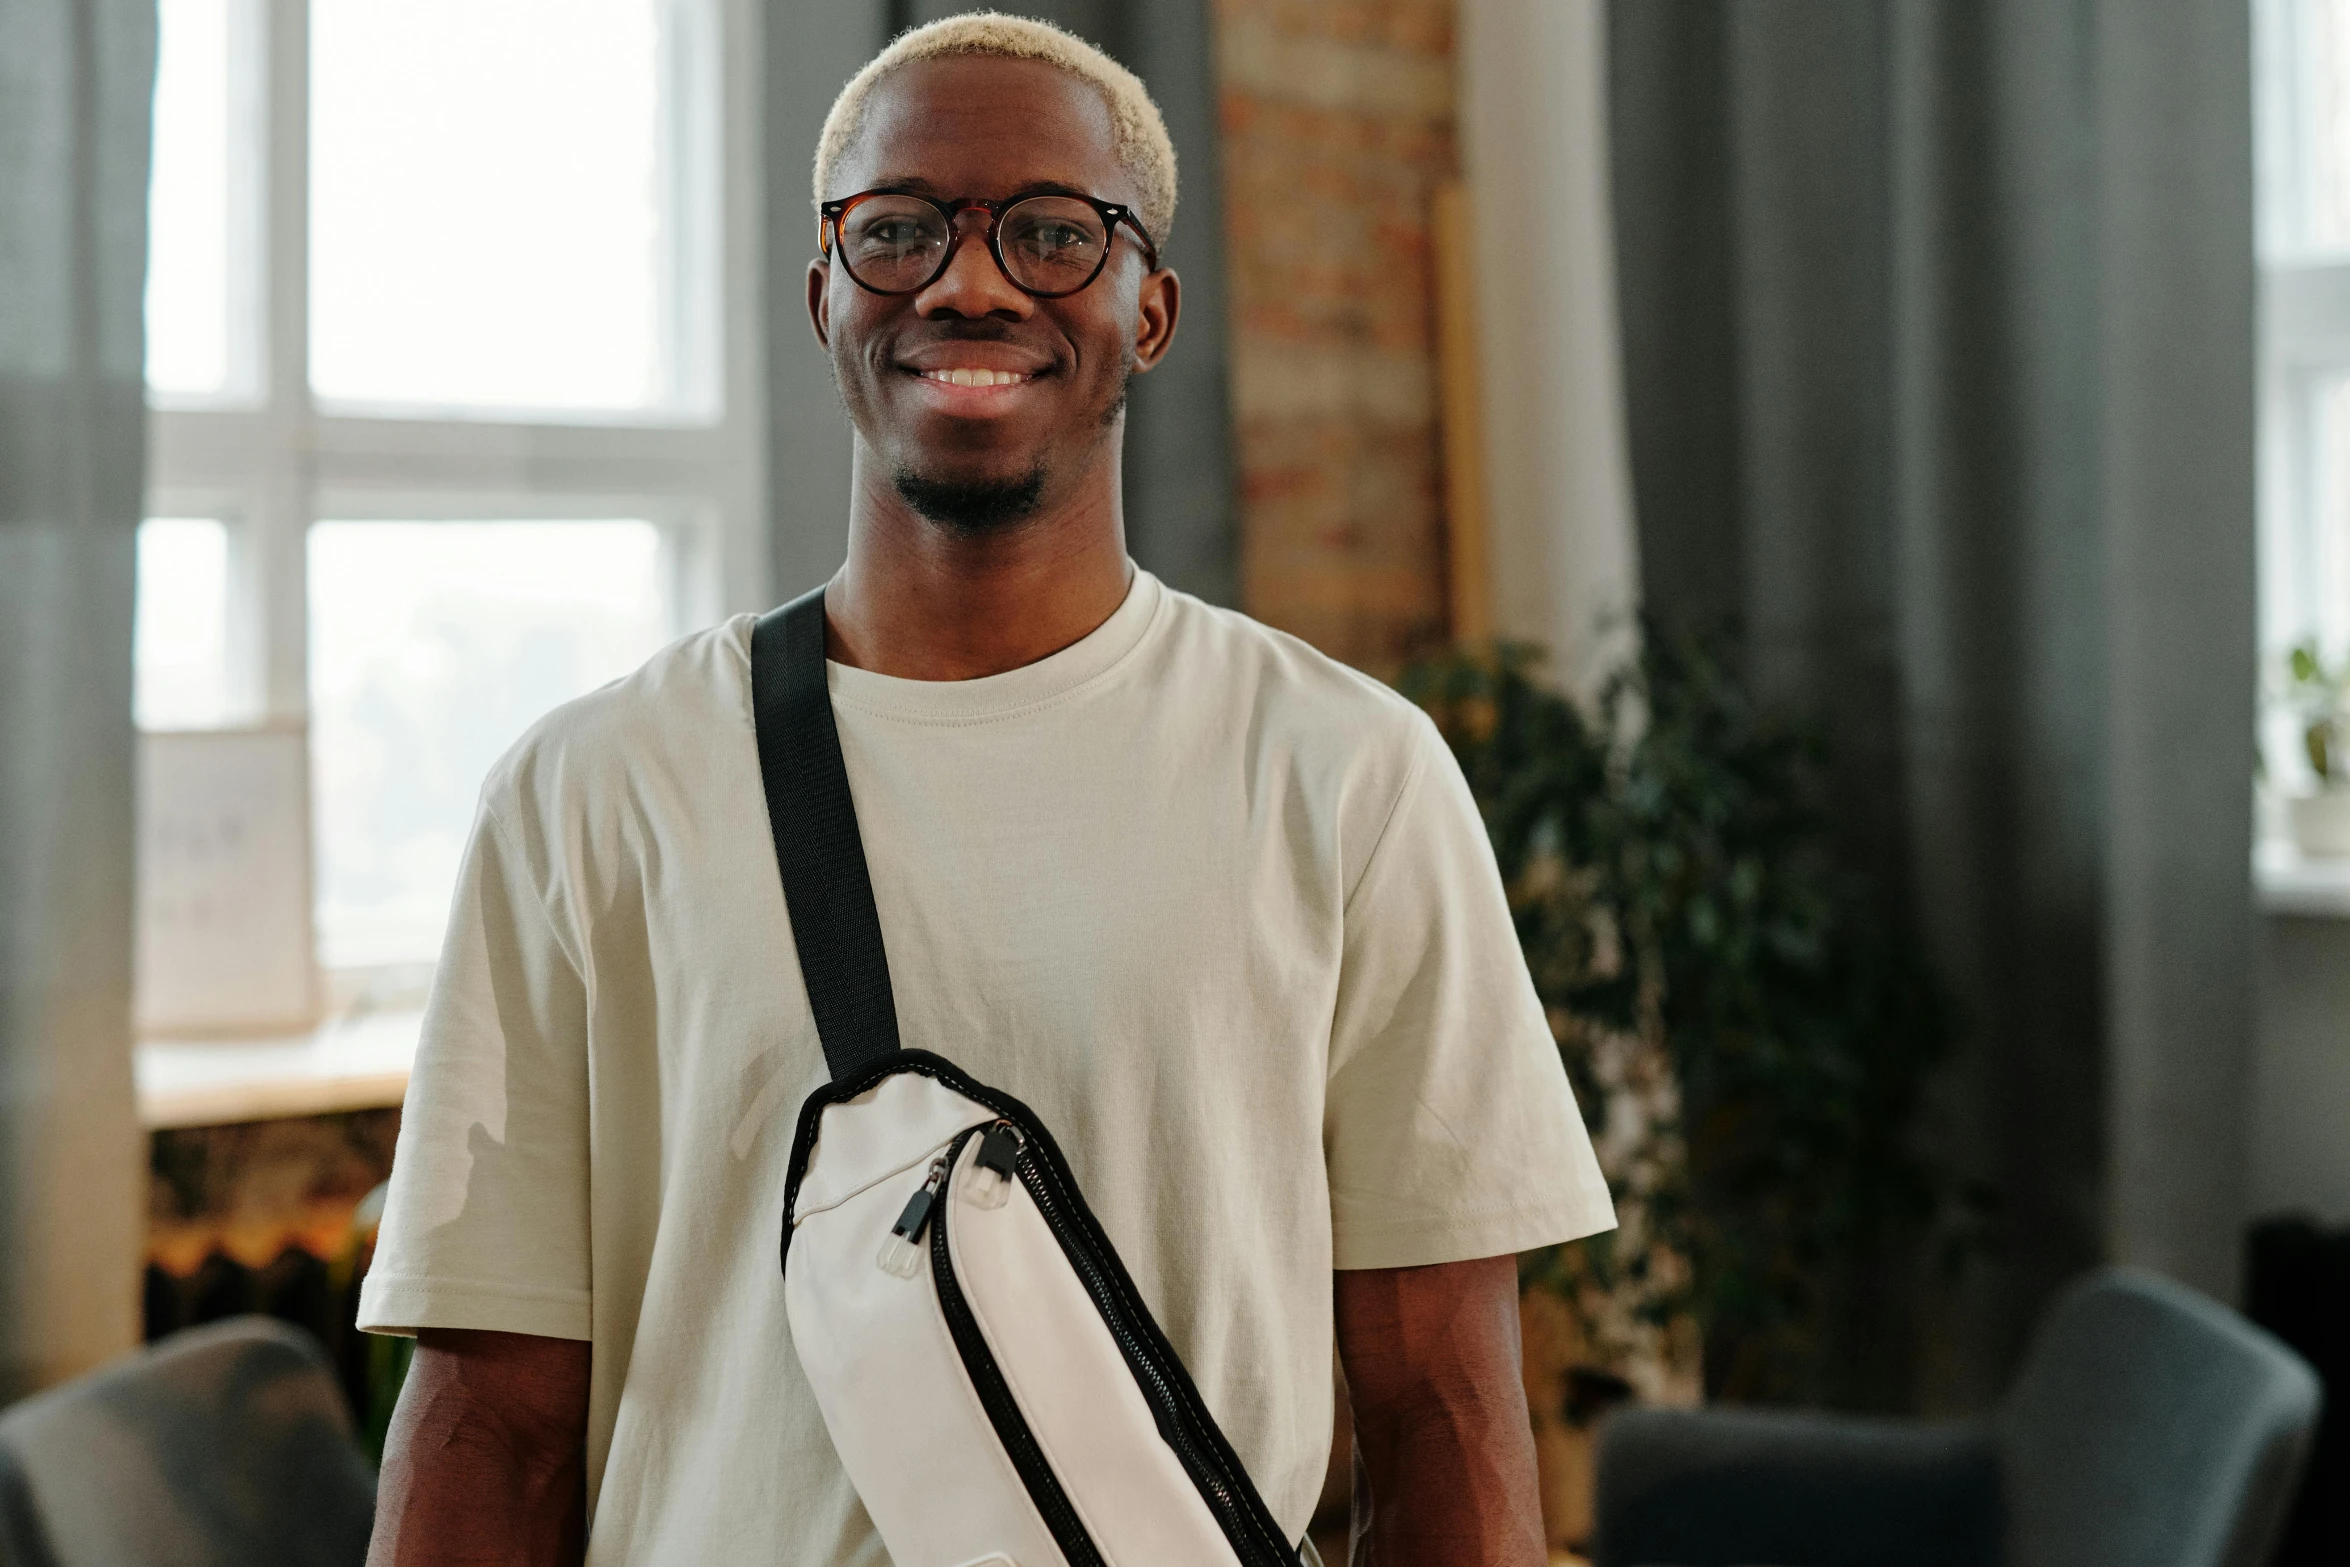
[915,368,1034,388]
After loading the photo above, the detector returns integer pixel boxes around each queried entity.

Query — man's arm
[1334,1255,1547,1566]
[367,1328,592,1567]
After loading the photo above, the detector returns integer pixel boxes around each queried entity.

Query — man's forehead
[834,56,1131,203]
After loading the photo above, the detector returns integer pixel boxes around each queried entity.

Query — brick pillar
[1215,0,1459,672]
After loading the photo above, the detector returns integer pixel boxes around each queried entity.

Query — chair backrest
[0,1317,375,1567]
[1999,1267,2321,1567]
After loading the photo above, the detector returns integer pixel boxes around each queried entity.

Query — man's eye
[866,220,930,250]
[1018,223,1094,255]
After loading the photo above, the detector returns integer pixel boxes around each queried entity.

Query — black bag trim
[930,1124,1110,1566]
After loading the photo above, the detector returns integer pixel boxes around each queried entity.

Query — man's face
[808,56,1179,531]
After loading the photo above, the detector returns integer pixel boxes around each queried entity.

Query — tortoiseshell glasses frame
[818,188,1161,300]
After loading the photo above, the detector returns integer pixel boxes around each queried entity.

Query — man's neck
[823,447,1135,682]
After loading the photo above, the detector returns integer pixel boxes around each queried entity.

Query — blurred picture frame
[136,724,319,1037]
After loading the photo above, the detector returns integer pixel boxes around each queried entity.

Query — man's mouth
[916,367,1035,388]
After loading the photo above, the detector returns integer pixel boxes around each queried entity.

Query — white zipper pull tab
[964,1122,1023,1211]
[877,1155,950,1278]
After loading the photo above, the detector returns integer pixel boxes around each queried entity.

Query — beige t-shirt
[359,570,1614,1561]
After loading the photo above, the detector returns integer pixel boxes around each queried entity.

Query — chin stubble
[890,463,1049,535]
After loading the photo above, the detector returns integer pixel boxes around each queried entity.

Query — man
[361,14,1613,1565]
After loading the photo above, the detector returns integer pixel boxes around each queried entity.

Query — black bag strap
[751,585,902,1081]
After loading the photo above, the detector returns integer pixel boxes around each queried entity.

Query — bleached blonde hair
[812,12,1179,246]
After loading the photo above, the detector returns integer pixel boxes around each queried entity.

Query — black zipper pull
[878,1155,949,1277]
[966,1122,1024,1210]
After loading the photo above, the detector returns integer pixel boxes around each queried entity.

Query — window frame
[2256,0,2350,735]
[141,0,770,986]
[2259,269,2350,661]
[2253,0,2350,913]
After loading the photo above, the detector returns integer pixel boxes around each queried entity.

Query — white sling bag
[753,589,1304,1567]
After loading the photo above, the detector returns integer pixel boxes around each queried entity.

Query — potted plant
[1402,629,1968,1411]
[2281,640,2350,858]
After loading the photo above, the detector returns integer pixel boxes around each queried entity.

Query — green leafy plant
[1401,628,1963,1405]
[2284,640,2348,787]
[342,1181,413,1463]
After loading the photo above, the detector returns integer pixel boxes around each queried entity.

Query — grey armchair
[1594,1268,2321,1567]
[0,1316,375,1567]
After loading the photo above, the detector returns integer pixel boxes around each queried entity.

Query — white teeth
[920,367,1030,388]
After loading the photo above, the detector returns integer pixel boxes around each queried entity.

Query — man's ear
[807,257,833,350]
[1130,266,1180,374]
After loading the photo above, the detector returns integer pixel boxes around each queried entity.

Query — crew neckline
[821,568,1166,724]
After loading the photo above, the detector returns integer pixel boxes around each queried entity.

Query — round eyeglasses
[819,189,1160,299]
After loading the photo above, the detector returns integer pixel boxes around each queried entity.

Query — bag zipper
[925,1126,1109,1566]
[1011,1140,1298,1563]
[876,1154,949,1277]
[912,1120,1295,1566]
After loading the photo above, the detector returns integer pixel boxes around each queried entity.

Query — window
[307,0,705,415]
[145,0,260,402]
[135,518,237,731]
[2260,0,2350,628]
[138,0,767,1014]
[2259,1,2350,826]
[307,518,674,967]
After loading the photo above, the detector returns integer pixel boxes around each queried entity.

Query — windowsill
[135,1007,422,1130]
[2256,839,2350,918]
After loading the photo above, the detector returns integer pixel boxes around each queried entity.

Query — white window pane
[2269,378,2350,790]
[309,0,681,415]
[2286,0,2350,251]
[136,518,234,730]
[2308,378,2350,654]
[308,520,673,967]
[146,0,246,398]
[2303,0,2350,247]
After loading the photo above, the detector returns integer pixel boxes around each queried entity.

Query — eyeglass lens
[836,195,1112,296]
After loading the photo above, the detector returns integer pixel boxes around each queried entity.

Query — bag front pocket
[933,1123,1296,1566]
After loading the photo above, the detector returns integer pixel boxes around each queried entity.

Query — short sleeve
[1323,713,1615,1270]
[357,800,593,1339]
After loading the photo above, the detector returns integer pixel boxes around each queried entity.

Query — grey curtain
[0,0,154,1396]
[1610,0,2256,1407]
[764,0,1239,605]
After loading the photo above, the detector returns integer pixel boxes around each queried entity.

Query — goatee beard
[891,464,1048,535]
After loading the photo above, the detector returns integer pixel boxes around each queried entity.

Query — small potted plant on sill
[2283,640,2350,858]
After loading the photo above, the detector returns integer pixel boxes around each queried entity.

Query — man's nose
[914,209,1032,319]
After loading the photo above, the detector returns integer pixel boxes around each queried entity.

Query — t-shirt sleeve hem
[356,1274,592,1341]
[1330,1196,1618,1272]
